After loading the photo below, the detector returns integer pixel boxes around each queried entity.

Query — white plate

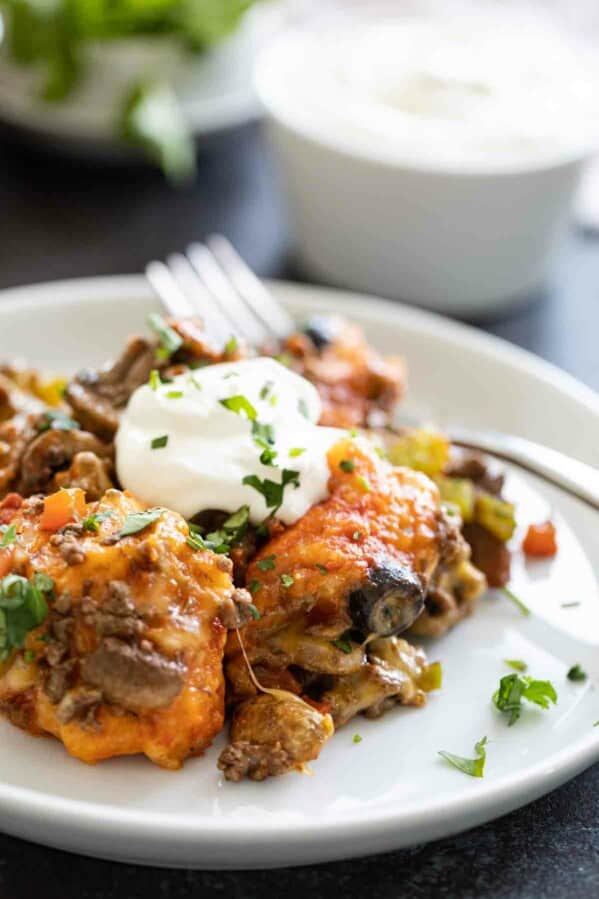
[0,275,598,869]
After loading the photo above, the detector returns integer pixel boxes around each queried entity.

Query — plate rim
[0,273,598,860]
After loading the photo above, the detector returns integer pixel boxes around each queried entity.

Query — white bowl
[0,20,259,155]
[256,30,592,317]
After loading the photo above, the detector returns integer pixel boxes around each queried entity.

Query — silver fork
[145,234,294,347]
[145,235,599,513]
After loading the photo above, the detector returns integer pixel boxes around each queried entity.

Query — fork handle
[448,427,599,513]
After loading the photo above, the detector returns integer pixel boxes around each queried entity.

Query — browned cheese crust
[0,490,235,769]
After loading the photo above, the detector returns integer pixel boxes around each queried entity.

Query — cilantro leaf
[280,574,294,588]
[242,469,300,514]
[220,395,257,421]
[502,586,531,617]
[0,573,53,661]
[567,664,587,682]
[504,659,527,672]
[118,508,164,538]
[298,398,310,419]
[439,737,488,778]
[81,511,114,532]
[493,673,557,725]
[187,506,250,556]
[257,554,276,572]
[36,410,79,433]
[151,434,169,449]
[122,82,195,184]
[330,638,353,654]
[224,336,238,355]
[339,459,355,473]
[260,381,274,400]
[357,475,372,493]
[147,312,183,360]
[0,525,17,549]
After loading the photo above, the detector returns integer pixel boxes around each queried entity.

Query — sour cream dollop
[116,358,343,524]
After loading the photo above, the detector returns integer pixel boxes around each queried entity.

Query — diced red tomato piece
[522,521,558,558]
[0,493,22,526]
[40,488,86,532]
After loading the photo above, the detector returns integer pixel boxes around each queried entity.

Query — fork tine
[145,260,196,319]
[206,235,295,340]
[166,253,240,346]
[186,242,269,346]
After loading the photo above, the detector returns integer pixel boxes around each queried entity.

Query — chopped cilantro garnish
[347,428,358,438]
[352,531,362,541]
[339,459,355,473]
[260,381,274,401]
[220,395,257,420]
[439,737,487,778]
[23,649,36,663]
[257,554,276,572]
[505,659,527,672]
[289,447,306,458]
[248,579,262,595]
[298,398,310,419]
[224,336,238,355]
[118,508,163,538]
[493,673,557,725]
[280,574,294,588]
[501,586,531,617]
[151,435,169,450]
[259,448,278,466]
[269,394,278,407]
[37,410,79,433]
[330,638,353,654]
[0,524,16,549]
[275,353,292,368]
[250,421,277,465]
[248,603,261,620]
[357,475,372,493]
[0,573,53,661]
[242,469,300,515]
[33,572,54,595]
[186,533,212,553]
[188,506,250,556]
[316,564,327,575]
[166,390,183,399]
[374,446,387,459]
[81,510,113,532]
[252,421,275,445]
[353,734,362,744]
[148,312,182,361]
[567,664,587,682]
[149,369,161,391]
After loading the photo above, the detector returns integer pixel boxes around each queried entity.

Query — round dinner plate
[0,275,598,869]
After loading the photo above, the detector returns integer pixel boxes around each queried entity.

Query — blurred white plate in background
[0,11,266,157]
[0,275,598,868]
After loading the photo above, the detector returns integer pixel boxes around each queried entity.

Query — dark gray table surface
[1,123,598,899]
